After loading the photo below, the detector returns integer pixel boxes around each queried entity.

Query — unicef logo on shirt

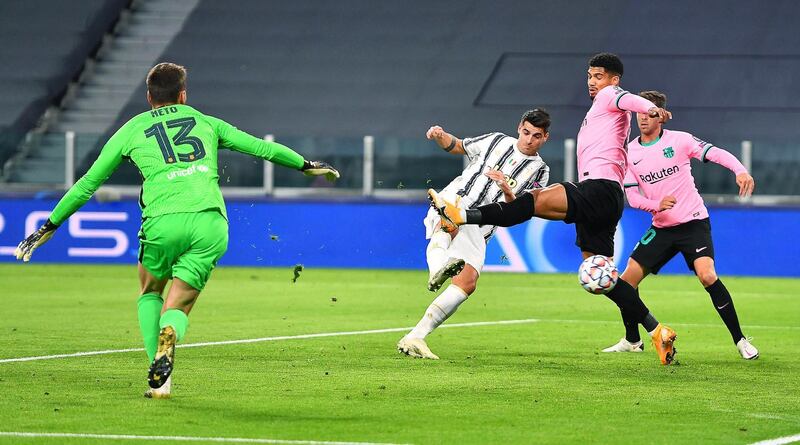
[166,164,210,180]
[663,147,675,158]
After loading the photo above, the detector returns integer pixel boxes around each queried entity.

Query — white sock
[426,231,452,278]
[408,285,469,339]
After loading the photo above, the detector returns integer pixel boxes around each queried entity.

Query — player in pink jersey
[602,90,759,360]
[429,53,680,364]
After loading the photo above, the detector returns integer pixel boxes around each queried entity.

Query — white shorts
[423,195,488,273]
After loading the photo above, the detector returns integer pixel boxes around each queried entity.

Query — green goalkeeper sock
[160,308,189,342]
[137,293,163,363]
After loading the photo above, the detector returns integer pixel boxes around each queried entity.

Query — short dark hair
[147,62,187,104]
[589,52,624,77]
[520,108,551,133]
[639,90,666,109]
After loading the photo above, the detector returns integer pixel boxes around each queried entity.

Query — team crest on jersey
[663,147,674,158]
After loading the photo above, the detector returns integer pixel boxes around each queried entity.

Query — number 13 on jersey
[144,117,206,164]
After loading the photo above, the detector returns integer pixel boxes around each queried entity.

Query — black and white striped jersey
[443,132,549,207]
[441,132,550,239]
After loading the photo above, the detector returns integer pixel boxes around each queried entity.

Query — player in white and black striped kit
[398,109,551,359]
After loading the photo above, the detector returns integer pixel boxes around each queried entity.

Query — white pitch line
[0,431,408,445]
[749,433,800,445]
[1,317,797,365]
[182,318,540,349]
[0,318,541,364]
[540,319,800,331]
[0,347,145,364]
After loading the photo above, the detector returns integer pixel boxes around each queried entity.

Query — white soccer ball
[578,255,619,294]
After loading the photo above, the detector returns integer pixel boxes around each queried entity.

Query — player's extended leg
[428,185,568,233]
[603,258,649,353]
[694,257,758,359]
[530,184,570,220]
[399,265,477,360]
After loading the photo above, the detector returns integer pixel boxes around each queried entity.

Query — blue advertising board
[0,198,794,277]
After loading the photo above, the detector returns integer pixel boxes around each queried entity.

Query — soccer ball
[578,255,619,294]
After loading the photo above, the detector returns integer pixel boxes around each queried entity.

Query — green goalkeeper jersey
[49,104,305,225]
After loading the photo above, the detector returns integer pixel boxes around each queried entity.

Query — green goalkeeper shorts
[138,209,228,291]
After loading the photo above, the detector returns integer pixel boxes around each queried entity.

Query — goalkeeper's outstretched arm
[209,116,339,181]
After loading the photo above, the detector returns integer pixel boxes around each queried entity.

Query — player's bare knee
[141,286,162,296]
[621,258,646,288]
[452,265,479,295]
[140,278,166,295]
[163,296,197,314]
[619,271,638,289]
[454,280,477,295]
[697,270,718,287]
[533,184,568,219]
[694,259,718,287]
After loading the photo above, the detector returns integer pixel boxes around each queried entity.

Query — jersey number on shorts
[144,117,206,164]
[640,228,657,245]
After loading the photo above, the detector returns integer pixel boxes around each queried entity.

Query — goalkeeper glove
[300,160,340,182]
[15,219,59,262]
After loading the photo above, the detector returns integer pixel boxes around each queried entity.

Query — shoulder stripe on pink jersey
[614,91,629,110]
[624,182,638,188]
[701,144,715,163]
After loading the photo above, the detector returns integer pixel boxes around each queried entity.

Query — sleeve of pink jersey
[705,148,748,175]
[623,167,637,188]
[623,168,661,213]
[625,185,661,213]
[686,134,747,175]
[615,91,656,114]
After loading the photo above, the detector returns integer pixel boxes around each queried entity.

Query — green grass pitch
[0,264,798,444]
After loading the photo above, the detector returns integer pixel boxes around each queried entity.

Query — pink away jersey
[576,85,656,186]
[624,129,747,228]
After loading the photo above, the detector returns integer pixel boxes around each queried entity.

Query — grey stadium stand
[0,0,128,172]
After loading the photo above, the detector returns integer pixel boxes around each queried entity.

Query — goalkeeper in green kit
[14,63,340,398]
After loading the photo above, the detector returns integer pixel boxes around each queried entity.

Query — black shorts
[630,218,715,274]
[561,179,624,257]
